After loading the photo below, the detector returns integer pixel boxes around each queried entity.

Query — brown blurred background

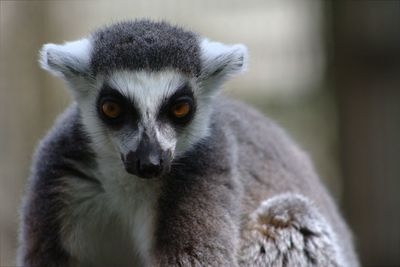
[0,1,399,266]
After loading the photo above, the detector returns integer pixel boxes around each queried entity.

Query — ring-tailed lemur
[18,20,359,267]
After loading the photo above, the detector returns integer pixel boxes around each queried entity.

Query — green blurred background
[1,1,399,266]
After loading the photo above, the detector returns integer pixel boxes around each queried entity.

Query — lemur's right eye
[102,101,122,119]
[97,86,133,126]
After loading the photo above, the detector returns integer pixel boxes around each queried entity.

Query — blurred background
[0,0,399,266]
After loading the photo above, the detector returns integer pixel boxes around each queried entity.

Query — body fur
[18,20,358,267]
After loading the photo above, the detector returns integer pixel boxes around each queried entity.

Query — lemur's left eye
[102,101,122,119]
[161,85,195,125]
[171,102,191,118]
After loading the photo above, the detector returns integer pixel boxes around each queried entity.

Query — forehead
[90,20,201,76]
[105,70,188,113]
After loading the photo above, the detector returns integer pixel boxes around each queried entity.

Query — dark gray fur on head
[90,20,201,76]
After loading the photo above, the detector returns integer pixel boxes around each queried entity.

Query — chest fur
[60,177,160,267]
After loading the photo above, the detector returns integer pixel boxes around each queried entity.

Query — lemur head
[40,20,247,179]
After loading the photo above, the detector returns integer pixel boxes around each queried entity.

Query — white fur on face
[108,70,184,119]
[107,70,183,155]
[40,36,248,161]
[105,70,213,157]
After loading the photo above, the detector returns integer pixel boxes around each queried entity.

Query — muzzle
[121,133,171,179]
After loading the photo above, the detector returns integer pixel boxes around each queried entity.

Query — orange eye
[102,101,122,118]
[171,102,191,118]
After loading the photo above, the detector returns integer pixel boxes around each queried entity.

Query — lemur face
[39,20,247,179]
[92,70,201,178]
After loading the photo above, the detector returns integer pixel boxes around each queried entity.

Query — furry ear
[199,39,248,88]
[39,38,92,78]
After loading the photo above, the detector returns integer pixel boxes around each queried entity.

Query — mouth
[124,159,163,178]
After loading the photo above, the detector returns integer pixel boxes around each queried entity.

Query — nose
[137,155,163,178]
[124,150,165,179]
[122,134,168,179]
[124,150,164,178]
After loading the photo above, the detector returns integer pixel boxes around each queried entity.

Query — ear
[39,38,92,78]
[199,38,248,88]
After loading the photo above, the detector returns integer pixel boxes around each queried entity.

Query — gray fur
[17,104,97,267]
[90,20,201,76]
[19,20,359,267]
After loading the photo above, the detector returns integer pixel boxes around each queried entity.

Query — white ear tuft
[199,38,248,84]
[39,38,92,78]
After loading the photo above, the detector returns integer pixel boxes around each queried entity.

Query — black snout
[122,136,170,179]
[137,154,163,178]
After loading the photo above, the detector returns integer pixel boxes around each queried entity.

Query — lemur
[18,20,359,267]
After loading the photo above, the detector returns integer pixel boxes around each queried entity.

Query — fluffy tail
[238,193,346,267]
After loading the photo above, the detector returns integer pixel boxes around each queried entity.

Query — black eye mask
[157,83,196,128]
[96,85,139,129]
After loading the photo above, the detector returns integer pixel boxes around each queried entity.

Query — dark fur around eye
[169,97,195,124]
[157,84,196,126]
[96,85,139,128]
